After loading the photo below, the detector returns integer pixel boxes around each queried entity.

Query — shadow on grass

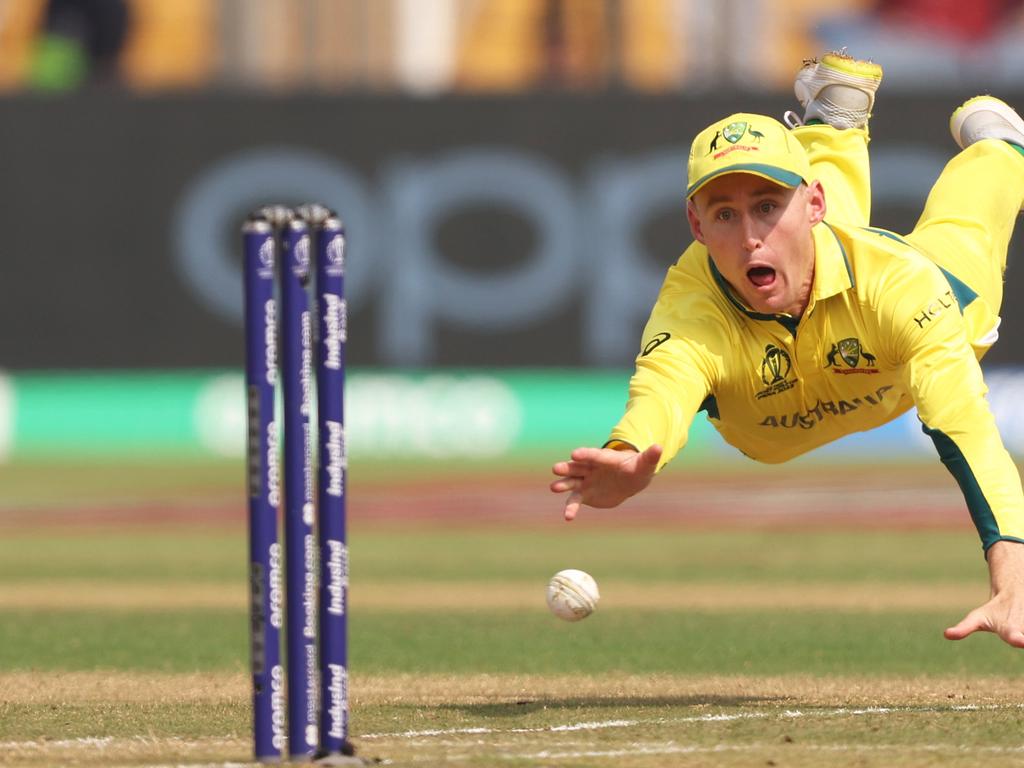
[443,693,781,718]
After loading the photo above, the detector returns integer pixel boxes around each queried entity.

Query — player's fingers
[549,477,578,494]
[574,448,632,468]
[637,444,663,470]
[1001,628,1024,649]
[554,459,595,477]
[944,609,991,640]
[570,446,606,462]
[564,491,583,522]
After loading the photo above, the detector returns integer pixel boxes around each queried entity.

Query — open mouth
[747,266,777,288]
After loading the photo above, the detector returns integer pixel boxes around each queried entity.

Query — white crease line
[510,743,740,760]
[502,742,1024,761]
[361,714,760,739]
[152,764,395,768]
[0,736,392,768]
[545,719,637,732]
[2,736,116,749]
[6,705,1022,762]
[155,764,396,768]
[0,736,241,750]
[361,703,1024,741]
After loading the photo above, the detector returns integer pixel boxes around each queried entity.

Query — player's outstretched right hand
[550,444,663,522]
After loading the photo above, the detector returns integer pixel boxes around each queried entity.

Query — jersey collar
[706,221,853,333]
[810,222,855,302]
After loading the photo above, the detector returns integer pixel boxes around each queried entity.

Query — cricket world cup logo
[293,233,311,278]
[756,344,796,399]
[257,238,275,279]
[325,234,345,277]
[761,344,790,384]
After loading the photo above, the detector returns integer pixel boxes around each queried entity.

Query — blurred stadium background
[1,0,1024,470]
[5,8,1024,765]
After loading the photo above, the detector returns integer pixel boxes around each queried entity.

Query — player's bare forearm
[550,444,663,521]
[945,539,1024,648]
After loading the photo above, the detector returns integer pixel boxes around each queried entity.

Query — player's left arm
[878,259,1024,647]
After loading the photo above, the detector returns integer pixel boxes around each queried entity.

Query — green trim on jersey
[823,223,855,286]
[699,394,720,420]
[922,423,1001,550]
[937,266,979,311]
[863,227,979,310]
[863,226,909,246]
[705,223,852,337]
[707,257,799,335]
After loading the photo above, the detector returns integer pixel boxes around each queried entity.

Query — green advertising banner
[10,367,989,466]
[0,369,723,463]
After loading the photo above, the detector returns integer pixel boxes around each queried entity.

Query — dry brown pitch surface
[3,673,1024,767]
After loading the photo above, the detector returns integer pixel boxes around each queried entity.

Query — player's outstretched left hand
[550,444,662,522]
[944,540,1024,648]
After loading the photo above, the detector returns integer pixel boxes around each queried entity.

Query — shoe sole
[795,53,883,105]
[950,96,1024,149]
[819,52,883,84]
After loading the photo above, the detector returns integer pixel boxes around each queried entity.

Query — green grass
[0,458,242,508]
[0,610,247,671]
[0,470,1015,767]
[0,533,243,581]
[0,525,998,678]
[0,529,988,583]
[354,610,1019,677]
[0,606,1015,677]
[352,529,988,583]
[1,701,249,742]
[0,456,546,508]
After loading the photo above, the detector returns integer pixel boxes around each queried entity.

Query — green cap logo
[723,121,748,144]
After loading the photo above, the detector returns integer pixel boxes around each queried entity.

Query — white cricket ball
[546,569,600,621]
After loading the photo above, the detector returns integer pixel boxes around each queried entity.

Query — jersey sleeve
[607,281,723,469]
[877,258,1024,551]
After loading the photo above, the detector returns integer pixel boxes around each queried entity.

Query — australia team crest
[723,121,748,144]
[825,337,879,374]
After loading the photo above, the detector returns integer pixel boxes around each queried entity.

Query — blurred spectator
[542,0,609,88]
[118,0,215,90]
[30,0,130,90]
[8,0,1019,95]
[454,0,562,90]
[876,0,1023,43]
[455,0,682,91]
[815,0,1024,87]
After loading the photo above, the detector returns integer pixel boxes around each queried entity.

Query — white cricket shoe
[793,52,883,130]
[950,96,1024,150]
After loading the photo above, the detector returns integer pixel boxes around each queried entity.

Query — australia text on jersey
[759,385,895,429]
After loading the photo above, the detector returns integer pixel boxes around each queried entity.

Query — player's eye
[758,201,777,214]
[714,208,733,222]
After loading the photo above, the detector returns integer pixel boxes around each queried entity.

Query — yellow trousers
[795,125,1024,321]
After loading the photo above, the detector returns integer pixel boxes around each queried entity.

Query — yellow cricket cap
[686,113,811,199]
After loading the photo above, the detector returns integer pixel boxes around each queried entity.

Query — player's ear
[687,199,706,244]
[806,180,827,225]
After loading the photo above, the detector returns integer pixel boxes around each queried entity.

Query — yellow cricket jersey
[609,219,1024,550]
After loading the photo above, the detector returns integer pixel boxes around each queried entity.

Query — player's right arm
[607,329,720,470]
[550,268,722,520]
[550,444,664,521]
